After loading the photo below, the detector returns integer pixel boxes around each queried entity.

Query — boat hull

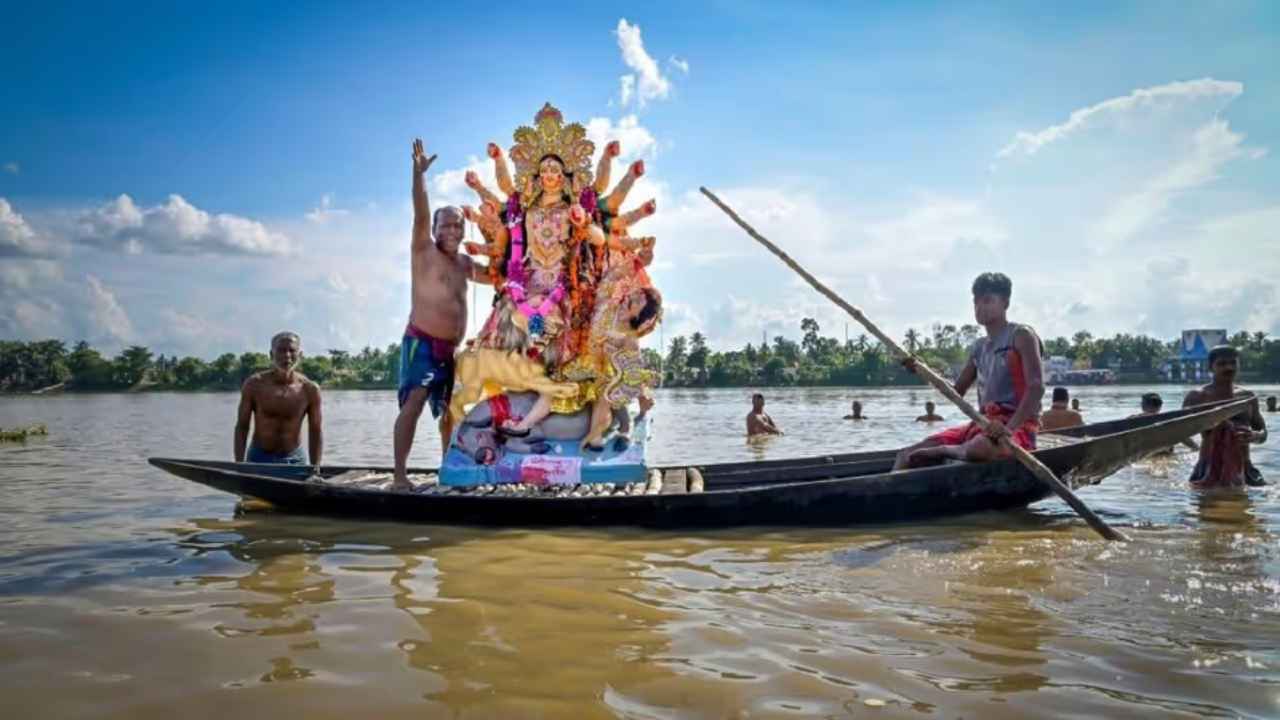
[149,399,1249,527]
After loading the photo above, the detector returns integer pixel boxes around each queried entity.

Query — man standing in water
[914,401,944,423]
[894,272,1044,469]
[393,138,491,491]
[1040,387,1083,431]
[747,393,784,436]
[235,331,323,466]
[1182,346,1267,487]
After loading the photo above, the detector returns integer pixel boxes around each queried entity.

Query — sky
[2,1,1279,358]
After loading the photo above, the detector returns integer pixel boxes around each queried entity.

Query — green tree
[114,346,154,387]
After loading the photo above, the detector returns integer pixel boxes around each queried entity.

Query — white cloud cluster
[0,197,58,257]
[585,114,658,165]
[85,273,135,344]
[615,19,674,108]
[75,193,294,256]
[996,78,1242,159]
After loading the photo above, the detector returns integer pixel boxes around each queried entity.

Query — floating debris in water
[0,424,48,442]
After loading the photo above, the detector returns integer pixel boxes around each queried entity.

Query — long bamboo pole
[701,187,1128,542]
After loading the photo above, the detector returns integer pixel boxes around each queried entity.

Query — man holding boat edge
[894,272,1044,470]
[1182,346,1267,487]
[234,331,323,467]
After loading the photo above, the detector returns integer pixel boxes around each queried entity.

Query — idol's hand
[630,159,645,178]
[569,204,588,227]
[465,171,483,191]
[606,141,621,158]
[486,142,502,159]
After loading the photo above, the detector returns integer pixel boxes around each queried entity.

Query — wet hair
[925,401,935,409]
[629,288,662,331]
[270,331,300,350]
[971,272,1012,302]
[1052,387,1069,403]
[1208,345,1239,366]
[752,393,764,402]
[1141,392,1163,408]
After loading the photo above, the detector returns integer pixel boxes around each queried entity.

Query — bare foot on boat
[389,475,414,493]
[905,447,949,468]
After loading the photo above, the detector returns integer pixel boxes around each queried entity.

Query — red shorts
[926,405,1038,452]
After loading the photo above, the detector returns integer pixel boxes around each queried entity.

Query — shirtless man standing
[1182,345,1267,487]
[747,393,783,436]
[234,331,323,466]
[392,138,491,491]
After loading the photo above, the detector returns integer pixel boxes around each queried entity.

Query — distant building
[1169,328,1227,382]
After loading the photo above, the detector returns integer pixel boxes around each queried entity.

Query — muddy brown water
[1,386,1277,719]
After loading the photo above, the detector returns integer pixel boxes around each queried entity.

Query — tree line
[2,323,1278,393]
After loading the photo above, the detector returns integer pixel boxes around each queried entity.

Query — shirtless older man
[234,331,323,466]
[392,138,492,491]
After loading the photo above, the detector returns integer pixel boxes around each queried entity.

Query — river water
[1,385,1277,719]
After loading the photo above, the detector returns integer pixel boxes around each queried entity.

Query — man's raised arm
[411,138,437,253]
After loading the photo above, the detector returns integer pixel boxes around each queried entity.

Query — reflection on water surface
[1,386,1278,718]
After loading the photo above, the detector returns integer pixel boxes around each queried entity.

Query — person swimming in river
[1182,346,1268,487]
[894,272,1044,470]
[747,393,783,436]
[1040,387,1083,431]
[914,401,944,423]
[843,400,866,421]
[1132,393,1198,455]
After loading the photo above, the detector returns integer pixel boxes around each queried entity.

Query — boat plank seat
[662,468,688,495]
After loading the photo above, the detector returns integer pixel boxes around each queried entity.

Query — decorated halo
[509,103,595,192]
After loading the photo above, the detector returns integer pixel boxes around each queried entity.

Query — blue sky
[3,2,1278,357]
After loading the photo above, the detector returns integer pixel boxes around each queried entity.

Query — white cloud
[615,19,672,108]
[585,115,658,165]
[75,193,294,256]
[1,197,59,257]
[667,56,690,74]
[3,162,18,175]
[1095,119,1260,244]
[996,78,1243,159]
[619,75,635,107]
[306,193,350,224]
[85,274,134,345]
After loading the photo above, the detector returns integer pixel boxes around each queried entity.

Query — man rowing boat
[894,272,1044,469]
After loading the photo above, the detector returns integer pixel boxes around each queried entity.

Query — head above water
[1268,396,1278,411]
[852,400,863,414]
[752,393,765,411]
[1052,386,1069,405]
[925,400,935,412]
[432,206,464,254]
[270,331,301,371]
[1141,392,1163,412]
[1071,398,1081,411]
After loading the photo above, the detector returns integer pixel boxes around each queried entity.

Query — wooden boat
[149,398,1250,527]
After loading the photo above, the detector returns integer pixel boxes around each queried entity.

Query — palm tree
[904,328,921,354]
